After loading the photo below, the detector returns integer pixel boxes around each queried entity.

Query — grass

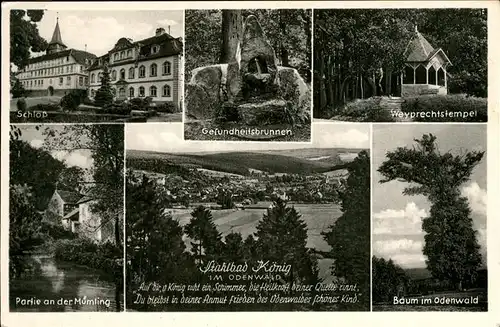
[10,96,61,111]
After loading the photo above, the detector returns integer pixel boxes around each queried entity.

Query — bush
[54,238,123,280]
[102,103,132,116]
[401,94,487,122]
[12,79,26,98]
[16,98,27,111]
[60,89,86,111]
[40,221,75,240]
[28,103,60,111]
[82,97,95,106]
[341,98,395,122]
[156,102,176,113]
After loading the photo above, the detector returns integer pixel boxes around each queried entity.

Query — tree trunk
[220,10,243,64]
[302,10,312,83]
[279,10,290,66]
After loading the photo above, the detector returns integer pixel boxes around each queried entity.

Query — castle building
[87,27,183,109]
[16,17,97,97]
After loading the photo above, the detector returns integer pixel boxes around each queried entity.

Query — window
[66,56,69,62]
[114,53,119,61]
[127,49,132,58]
[85,77,88,85]
[80,66,83,73]
[162,84,171,97]
[59,77,63,85]
[49,79,53,85]
[120,68,126,80]
[79,76,83,86]
[139,65,145,78]
[139,86,145,97]
[112,70,117,81]
[151,45,159,54]
[66,76,71,85]
[120,51,125,59]
[150,85,157,97]
[128,67,135,79]
[91,73,95,83]
[119,87,126,97]
[66,66,69,73]
[150,63,157,77]
[162,61,171,75]
[129,87,134,98]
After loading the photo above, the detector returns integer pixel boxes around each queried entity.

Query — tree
[220,10,242,64]
[94,64,114,107]
[11,77,26,98]
[255,198,319,286]
[184,206,223,263]
[378,134,484,290]
[372,256,411,303]
[10,184,44,278]
[10,10,48,70]
[126,175,195,310]
[322,150,370,310]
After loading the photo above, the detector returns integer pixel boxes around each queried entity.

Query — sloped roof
[56,190,83,204]
[88,34,183,71]
[49,19,66,48]
[27,49,97,65]
[404,30,435,62]
[63,207,80,221]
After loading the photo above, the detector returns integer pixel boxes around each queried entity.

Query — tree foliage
[94,64,114,107]
[322,150,370,310]
[10,9,48,70]
[185,206,224,263]
[372,256,412,303]
[378,134,484,290]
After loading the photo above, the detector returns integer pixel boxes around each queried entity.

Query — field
[127,149,356,176]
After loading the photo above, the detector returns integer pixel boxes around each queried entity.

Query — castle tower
[46,16,67,54]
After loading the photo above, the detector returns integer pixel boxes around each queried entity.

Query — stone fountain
[186,15,310,127]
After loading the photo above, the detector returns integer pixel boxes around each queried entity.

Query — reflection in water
[10,255,123,312]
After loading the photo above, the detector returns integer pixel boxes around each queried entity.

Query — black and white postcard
[9,10,183,123]
[125,123,370,311]
[9,124,125,312]
[313,9,487,123]
[184,9,312,142]
[372,124,487,311]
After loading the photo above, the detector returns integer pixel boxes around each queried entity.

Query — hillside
[126,149,361,176]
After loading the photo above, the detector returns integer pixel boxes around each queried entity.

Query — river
[10,254,123,312]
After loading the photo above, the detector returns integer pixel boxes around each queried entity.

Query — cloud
[157,19,179,26]
[319,128,369,149]
[30,139,44,149]
[58,15,153,56]
[51,150,93,169]
[390,254,427,268]
[373,202,427,235]
[461,182,487,216]
[373,239,423,255]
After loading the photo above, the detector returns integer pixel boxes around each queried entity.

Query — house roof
[77,195,95,204]
[88,34,183,71]
[49,19,66,48]
[404,30,435,62]
[27,49,97,65]
[56,190,84,204]
[63,207,80,221]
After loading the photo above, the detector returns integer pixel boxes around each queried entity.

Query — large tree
[184,206,223,264]
[378,134,484,290]
[94,64,114,107]
[10,9,48,70]
[219,10,242,64]
[322,150,370,310]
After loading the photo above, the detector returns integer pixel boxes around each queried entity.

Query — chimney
[156,27,166,36]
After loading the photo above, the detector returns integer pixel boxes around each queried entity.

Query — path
[380,97,412,122]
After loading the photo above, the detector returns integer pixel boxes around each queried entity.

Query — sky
[17,125,94,170]
[372,124,487,269]
[32,10,183,57]
[125,123,370,152]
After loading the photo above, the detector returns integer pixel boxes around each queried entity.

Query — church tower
[46,16,67,54]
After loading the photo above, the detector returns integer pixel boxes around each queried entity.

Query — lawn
[10,96,61,111]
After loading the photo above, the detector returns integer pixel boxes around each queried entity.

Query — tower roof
[404,26,435,62]
[49,18,66,47]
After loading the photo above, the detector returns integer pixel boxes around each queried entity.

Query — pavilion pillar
[413,67,416,84]
[426,66,429,84]
[435,69,438,86]
[444,68,447,88]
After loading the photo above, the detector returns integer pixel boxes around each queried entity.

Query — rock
[277,66,311,111]
[237,99,287,125]
[186,65,224,119]
[226,62,242,102]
